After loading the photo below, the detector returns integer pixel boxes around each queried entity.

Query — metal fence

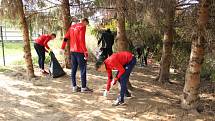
[0,26,5,66]
[0,25,41,66]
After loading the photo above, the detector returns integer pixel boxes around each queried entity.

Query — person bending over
[34,33,56,75]
[95,51,136,106]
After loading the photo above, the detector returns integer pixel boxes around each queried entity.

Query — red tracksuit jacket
[35,34,52,50]
[104,51,133,91]
[61,23,87,53]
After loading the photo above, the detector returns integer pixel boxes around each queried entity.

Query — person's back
[105,51,133,68]
[35,34,51,46]
[66,22,87,53]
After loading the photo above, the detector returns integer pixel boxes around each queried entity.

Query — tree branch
[44,0,60,6]
[34,5,59,12]
[176,3,198,7]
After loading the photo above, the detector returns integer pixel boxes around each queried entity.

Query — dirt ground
[0,63,214,121]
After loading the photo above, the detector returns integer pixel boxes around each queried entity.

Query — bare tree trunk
[116,0,129,52]
[17,0,35,78]
[157,1,175,83]
[127,0,136,27]
[181,0,209,110]
[61,0,71,69]
[116,0,133,90]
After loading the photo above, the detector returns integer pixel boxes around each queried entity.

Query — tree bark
[116,0,133,90]
[17,0,35,78]
[116,0,129,52]
[158,1,175,83]
[181,0,209,110]
[61,0,71,69]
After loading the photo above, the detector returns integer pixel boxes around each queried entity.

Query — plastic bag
[95,47,103,60]
[49,51,65,78]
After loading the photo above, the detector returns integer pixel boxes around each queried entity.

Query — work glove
[103,90,109,97]
[111,77,118,86]
[48,49,52,53]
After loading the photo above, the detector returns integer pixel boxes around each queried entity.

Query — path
[0,63,214,121]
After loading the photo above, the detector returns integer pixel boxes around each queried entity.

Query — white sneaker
[72,86,81,92]
[81,87,93,93]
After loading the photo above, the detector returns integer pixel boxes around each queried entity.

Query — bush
[171,41,191,72]
[201,57,215,81]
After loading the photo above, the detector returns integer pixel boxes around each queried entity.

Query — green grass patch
[12,55,51,65]
[0,41,34,57]
[0,66,12,72]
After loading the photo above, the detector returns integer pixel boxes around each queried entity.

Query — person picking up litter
[95,51,136,106]
[34,33,56,75]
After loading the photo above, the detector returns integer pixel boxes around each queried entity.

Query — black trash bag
[49,51,65,78]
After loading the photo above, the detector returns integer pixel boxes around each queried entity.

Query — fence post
[0,26,5,66]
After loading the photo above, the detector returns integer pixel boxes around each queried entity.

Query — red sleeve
[43,36,51,50]
[45,49,48,52]
[61,29,70,49]
[61,42,66,49]
[64,28,70,39]
[106,69,112,91]
[112,61,125,79]
[80,26,87,53]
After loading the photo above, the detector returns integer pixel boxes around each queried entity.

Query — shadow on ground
[0,63,214,121]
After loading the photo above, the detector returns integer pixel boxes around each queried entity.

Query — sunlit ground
[0,63,214,121]
[0,34,214,120]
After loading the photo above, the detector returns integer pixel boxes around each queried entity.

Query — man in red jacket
[34,33,56,75]
[95,51,136,106]
[61,18,92,93]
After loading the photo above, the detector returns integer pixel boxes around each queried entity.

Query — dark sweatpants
[34,43,45,70]
[100,48,113,59]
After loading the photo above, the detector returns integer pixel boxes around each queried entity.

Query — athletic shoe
[41,70,49,75]
[112,99,124,106]
[81,87,93,93]
[72,86,81,92]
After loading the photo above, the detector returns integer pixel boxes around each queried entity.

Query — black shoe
[112,99,124,106]
[125,92,131,98]
[81,87,93,93]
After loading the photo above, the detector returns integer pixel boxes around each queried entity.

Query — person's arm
[61,29,70,50]
[113,62,125,80]
[106,69,113,91]
[61,38,68,50]
[80,26,88,58]
[98,33,103,46]
[80,26,86,50]
[106,61,125,86]
[43,37,51,50]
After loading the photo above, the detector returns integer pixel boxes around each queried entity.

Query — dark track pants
[100,48,113,59]
[34,43,45,70]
